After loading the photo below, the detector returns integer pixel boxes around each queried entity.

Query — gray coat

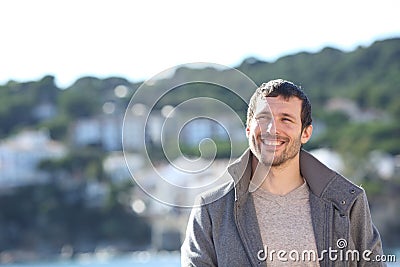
[181,149,385,266]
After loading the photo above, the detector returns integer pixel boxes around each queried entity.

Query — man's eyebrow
[280,112,297,119]
[255,112,272,118]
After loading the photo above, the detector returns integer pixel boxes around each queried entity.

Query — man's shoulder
[320,172,365,210]
[194,181,235,207]
[301,149,365,201]
[326,172,364,195]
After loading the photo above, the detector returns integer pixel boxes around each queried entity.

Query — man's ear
[301,125,313,144]
[246,126,250,138]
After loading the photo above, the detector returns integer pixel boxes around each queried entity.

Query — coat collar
[227,148,361,213]
[227,148,252,202]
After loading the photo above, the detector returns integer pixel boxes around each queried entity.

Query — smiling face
[247,95,312,167]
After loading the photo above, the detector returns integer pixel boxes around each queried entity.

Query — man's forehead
[255,96,302,113]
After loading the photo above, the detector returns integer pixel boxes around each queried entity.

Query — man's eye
[256,117,271,122]
[282,118,292,122]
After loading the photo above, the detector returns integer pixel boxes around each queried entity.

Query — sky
[1,0,399,88]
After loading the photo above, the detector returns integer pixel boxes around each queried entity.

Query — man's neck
[251,154,304,196]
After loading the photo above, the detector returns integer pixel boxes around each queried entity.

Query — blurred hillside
[1,38,399,154]
[0,37,399,263]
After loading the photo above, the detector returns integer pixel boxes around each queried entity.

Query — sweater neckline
[252,179,309,202]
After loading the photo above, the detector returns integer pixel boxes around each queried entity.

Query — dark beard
[271,134,302,166]
[249,133,302,167]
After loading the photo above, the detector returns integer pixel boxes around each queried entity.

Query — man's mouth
[260,136,287,148]
[261,139,284,146]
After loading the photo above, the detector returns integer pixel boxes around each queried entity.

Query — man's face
[247,95,312,167]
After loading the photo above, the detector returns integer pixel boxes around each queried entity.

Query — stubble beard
[271,135,302,167]
[250,134,302,168]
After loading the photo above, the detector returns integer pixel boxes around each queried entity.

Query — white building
[122,113,147,152]
[71,115,123,151]
[188,115,246,145]
[103,152,144,183]
[0,129,67,187]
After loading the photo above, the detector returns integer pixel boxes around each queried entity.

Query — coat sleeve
[181,196,217,267]
[350,190,386,266]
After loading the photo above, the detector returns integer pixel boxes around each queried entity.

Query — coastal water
[2,250,398,267]
[1,251,180,267]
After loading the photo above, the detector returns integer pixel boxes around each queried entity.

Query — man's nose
[266,121,273,134]
[268,120,278,135]
[258,119,276,135]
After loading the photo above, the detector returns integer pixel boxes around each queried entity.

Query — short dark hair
[246,79,312,131]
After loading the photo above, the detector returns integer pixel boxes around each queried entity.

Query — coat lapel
[235,193,266,266]
[309,192,331,267]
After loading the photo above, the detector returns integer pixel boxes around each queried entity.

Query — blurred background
[0,0,399,266]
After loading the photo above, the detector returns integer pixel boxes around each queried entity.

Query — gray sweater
[181,149,385,266]
[253,181,319,266]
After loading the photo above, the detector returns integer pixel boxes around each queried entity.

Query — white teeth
[262,140,282,146]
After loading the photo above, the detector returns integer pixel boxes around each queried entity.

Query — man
[181,79,385,266]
